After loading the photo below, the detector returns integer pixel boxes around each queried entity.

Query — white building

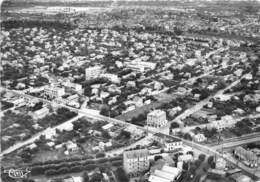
[178,154,194,162]
[66,141,79,154]
[44,86,65,98]
[101,73,120,83]
[147,110,167,128]
[123,148,149,175]
[164,139,183,152]
[153,133,182,152]
[85,66,102,80]
[193,134,207,143]
[126,60,156,72]
[30,107,49,120]
[209,116,236,131]
[215,157,226,170]
[149,165,181,182]
[63,82,83,94]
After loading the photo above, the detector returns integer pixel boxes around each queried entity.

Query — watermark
[4,168,31,179]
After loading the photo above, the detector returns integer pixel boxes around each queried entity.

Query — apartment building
[123,148,149,175]
[147,110,167,128]
[44,86,65,98]
[85,66,102,80]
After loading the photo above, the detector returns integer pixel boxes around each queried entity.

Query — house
[102,123,114,131]
[164,138,183,152]
[133,96,143,107]
[233,108,245,116]
[66,141,79,154]
[168,107,182,118]
[85,66,102,80]
[63,82,83,94]
[208,115,236,131]
[30,107,49,120]
[101,73,120,83]
[215,157,226,170]
[12,97,26,106]
[193,134,207,143]
[178,154,193,162]
[28,143,37,150]
[126,81,136,88]
[153,133,182,152]
[256,106,260,113]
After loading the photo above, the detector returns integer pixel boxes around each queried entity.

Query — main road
[1,76,259,179]
[162,72,246,129]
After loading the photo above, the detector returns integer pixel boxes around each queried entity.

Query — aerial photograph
[0,0,260,182]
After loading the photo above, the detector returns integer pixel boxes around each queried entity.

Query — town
[1,0,260,182]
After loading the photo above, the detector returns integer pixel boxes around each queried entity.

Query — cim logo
[4,168,31,179]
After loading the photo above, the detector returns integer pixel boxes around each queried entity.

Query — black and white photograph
[0,0,260,182]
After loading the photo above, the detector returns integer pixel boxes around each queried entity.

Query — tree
[200,89,210,100]
[183,133,192,140]
[198,154,206,162]
[115,167,129,182]
[119,130,131,139]
[22,179,35,182]
[20,149,32,163]
[154,155,163,161]
[90,172,103,182]
[170,122,179,129]
[208,156,214,164]
[84,164,97,171]
[100,105,110,116]
[101,130,111,139]
[45,169,57,176]
[57,167,69,174]
[82,171,89,182]
[96,152,106,158]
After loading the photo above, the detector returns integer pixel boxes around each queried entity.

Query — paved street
[1,74,260,179]
[211,132,260,150]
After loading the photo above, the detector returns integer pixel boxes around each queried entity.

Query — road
[211,132,260,150]
[163,73,246,129]
[181,114,260,133]
[106,135,153,157]
[1,75,259,179]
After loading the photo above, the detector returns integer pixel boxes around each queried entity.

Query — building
[85,66,102,80]
[102,123,114,131]
[123,148,149,175]
[149,165,181,182]
[30,107,49,120]
[208,116,236,131]
[178,154,193,162]
[65,141,79,154]
[153,133,182,152]
[193,133,207,143]
[101,73,120,83]
[147,110,167,128]
[63,82,83,94]
[44,86,65,98]
[164,138,183,152]
[215,157,226,170]
[126,60,156,72]
[235,175,253,182]
[234,147,258,168]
